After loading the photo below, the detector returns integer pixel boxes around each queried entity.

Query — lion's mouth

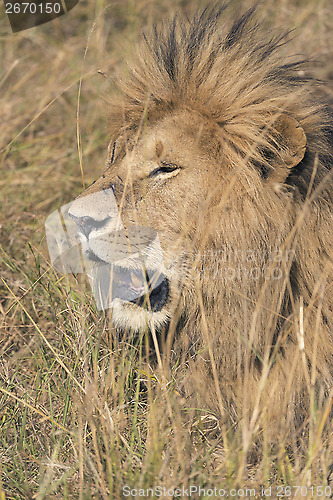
[88,253,169,312]
[112,265,169,311]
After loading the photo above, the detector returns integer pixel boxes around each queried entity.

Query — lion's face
[68,111,221,332]
[68,104,308,336]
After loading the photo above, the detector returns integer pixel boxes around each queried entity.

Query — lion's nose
[69,214,110,239]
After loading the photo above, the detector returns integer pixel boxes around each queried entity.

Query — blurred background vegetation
[0,0,332,498]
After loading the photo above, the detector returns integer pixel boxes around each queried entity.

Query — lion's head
[67,5,332,432]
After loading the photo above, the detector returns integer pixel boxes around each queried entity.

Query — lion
[67,4,333,443]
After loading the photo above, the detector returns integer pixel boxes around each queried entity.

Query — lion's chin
[110,298,171,333]
[109,272,171,332]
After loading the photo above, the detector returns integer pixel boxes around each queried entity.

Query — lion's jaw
[67,190,183,333]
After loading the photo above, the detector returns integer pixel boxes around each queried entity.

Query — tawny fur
[78,4,333,441]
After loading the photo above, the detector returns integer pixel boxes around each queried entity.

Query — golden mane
[109,4,332,196]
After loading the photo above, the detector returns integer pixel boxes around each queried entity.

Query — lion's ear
[268,114,307,185]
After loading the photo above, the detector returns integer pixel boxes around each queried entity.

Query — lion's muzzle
[45,188,170,314]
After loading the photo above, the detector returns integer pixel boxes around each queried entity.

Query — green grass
[0,0,332,498]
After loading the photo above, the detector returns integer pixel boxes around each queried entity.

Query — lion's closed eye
[149,161,180,178]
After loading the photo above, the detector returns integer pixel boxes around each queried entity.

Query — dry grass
[0,0,332,498]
